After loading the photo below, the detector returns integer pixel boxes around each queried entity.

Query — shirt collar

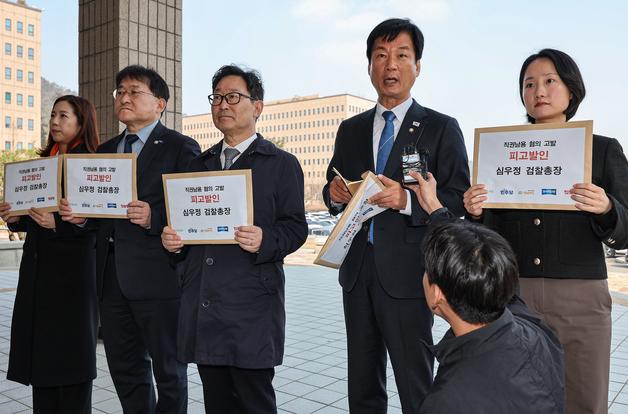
[221,133,258,155]
[375,95,413,123]
[124,119,160,144]
[424,308,512,365]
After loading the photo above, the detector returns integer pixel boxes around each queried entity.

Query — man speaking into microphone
[322,18,470,413]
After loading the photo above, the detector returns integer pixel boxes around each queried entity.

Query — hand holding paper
[571,183,612,214]
[234,225,263,253]
[59,199,87,225]
[0,202,19,224]
[463,184,488,219]
[127,200,151,228]
[28,208,56,230]
[368,175,407,210]
[329,176,352,204]
[162,226,184,252]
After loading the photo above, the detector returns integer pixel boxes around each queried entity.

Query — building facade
[79,0,182,142]
[183,94,374,210]
[0,0,40,151]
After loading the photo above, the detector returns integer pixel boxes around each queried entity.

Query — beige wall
[0,0,41,151]
[183,94,374,210]
[79,0,182,142]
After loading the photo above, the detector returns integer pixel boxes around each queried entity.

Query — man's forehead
[118,77,150,89]
[214,75,248,92]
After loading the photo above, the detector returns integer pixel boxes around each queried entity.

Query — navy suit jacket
[323,100,470,298]
[95,121,201,300]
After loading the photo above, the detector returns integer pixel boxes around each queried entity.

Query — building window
[5,92,11,104]
[17,45,23,58]
[17,94,23,106]
[4,43,11,55]
[16,69,22,81]
[28,143,34,149]
[16,118,23,129]
[17,21,22,33]
[28,71,33,83]
[16,142,23,150]
[28,119,34,131]
[4,67,10,80]
[5,141,10,150]
[4,116,10,128]
[28,47,34,59]
[28,24,34,36]
[28,95,33,107]
[5,18,10,31]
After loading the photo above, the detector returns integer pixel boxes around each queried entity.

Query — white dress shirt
[372,96,414,215]
[220,133,257,169]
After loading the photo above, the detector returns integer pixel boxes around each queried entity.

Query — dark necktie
[369,110,396,243]
[223,147,240,170]
[124,134,139,154]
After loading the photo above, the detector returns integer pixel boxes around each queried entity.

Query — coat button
[533,258,541,265]
[533,218,541,226]
[205,257,214,266]
[201,300,210,308]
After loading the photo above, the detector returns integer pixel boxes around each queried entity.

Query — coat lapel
[383,100,428,178]
[203,141,223,172]
[136,122,167,179]
[361,108,376,175]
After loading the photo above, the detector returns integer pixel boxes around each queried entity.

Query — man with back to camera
[61,65,201,413]
[160,64,308,413]
[322,18,470,412]
[405,170,565,414]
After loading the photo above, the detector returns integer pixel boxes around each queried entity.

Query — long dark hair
[39,95,100,156]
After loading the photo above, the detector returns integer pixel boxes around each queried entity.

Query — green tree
[0,149,39,195]
[0,149,39,239]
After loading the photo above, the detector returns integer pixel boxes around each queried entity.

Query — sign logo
[217,226,229,232]
[541,189,557,195]
[107,203,117,208]
[499,189,514,195]
[36,197,45,202]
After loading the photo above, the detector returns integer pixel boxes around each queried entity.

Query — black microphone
[401,144,429,184]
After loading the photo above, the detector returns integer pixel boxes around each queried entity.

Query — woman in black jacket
[1,95,100,414]
[463,49,628,414]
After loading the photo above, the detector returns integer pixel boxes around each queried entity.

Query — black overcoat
[175,135,308,369]
[7,144,98,387]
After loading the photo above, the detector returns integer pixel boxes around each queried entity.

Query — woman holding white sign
[1,95,100,414]
[463,49,628,413]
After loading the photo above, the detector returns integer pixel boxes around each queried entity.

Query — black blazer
[481,134,628,279]
[8,144,98,387]
[323,100,470,298]
[95,121,201,300]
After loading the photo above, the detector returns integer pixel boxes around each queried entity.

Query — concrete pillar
[78,0,182,142]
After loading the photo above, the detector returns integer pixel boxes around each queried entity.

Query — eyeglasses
[208,92,256,106]
[112,89,156,100]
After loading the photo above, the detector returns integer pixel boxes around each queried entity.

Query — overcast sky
[35,0,628,153]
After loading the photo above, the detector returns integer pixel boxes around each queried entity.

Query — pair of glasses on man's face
[208,92,256,106]
[112,89,156,100]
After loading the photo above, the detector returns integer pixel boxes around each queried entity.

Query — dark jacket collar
[426,308,512,365]
[203,133,277,170]
[206,133,278,157]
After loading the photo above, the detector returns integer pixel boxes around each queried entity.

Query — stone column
[78,0,182,142]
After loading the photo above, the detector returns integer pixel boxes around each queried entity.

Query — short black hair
[423,220,519,324]
[212,64,264,101]
[519,48,585,123]
[366,18,424,63]
[116,65,170,101]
